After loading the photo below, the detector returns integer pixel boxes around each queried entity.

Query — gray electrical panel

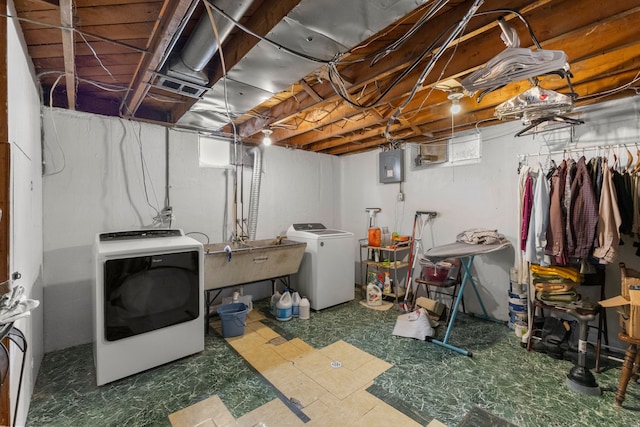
[379,149,404,184]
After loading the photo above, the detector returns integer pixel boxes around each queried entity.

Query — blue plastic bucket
[216,303,248,338]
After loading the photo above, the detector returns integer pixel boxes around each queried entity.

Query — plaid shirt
[568,157,598,258]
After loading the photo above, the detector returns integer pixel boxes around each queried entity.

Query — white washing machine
[286,223,355,310]
[93,229,204,386]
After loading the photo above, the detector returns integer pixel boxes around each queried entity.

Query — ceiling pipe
[167,0,253,85]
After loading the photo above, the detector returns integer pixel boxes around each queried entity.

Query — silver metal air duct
[247,146,263,241]
[167,0,253,85]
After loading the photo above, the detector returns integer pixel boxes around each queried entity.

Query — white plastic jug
[276,291,293,321]
[299,297,310,320]
[291,292,301,317]
[270,291,281,316]
[383,272,391,294]
[366,283,382,306]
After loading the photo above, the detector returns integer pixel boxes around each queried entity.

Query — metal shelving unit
[360,242,411,305]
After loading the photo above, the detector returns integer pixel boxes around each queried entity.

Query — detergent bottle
[291,291,301,317]
[299,297,310,319]
[276,290,293,321]
[383,272,392,293]
[366,282,382,306]
[270,290,281,316]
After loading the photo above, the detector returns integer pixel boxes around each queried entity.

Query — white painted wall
[7,0,44,424]
[42,95,640,356]
[41,110,341,352]
[341,95,640,349]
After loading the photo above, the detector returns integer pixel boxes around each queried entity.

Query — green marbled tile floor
[27,295,640,426]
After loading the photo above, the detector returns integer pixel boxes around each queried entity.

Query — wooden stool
[615,332,640,407]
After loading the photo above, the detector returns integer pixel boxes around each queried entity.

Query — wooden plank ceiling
[11,0,640,155]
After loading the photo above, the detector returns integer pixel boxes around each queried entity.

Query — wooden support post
[59,0,76,109]
[0,0,11,424]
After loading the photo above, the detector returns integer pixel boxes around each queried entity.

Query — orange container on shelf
[368,227,381,247]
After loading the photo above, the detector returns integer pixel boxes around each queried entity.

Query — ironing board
[424,240,512,356]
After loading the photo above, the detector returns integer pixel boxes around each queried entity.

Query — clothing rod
[518,143,629,161]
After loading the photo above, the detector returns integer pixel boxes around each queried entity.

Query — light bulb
[262,129,272,146]
[447,92,463,115]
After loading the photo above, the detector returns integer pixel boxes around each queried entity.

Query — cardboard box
[416,296,445,317]
[600,268,640,339]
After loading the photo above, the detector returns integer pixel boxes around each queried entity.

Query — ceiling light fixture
[448,92,463,114]
[262,129,273,146]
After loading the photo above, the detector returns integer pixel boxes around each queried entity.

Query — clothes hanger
[633,143,640,173]
[514,116,584,138]
[625,145,634,172]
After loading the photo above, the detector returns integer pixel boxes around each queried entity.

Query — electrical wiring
[397,17,467,124]
[577,70,640,102]
[384,0,483,143]
[185,231,210,244]
[204,1,245,242]
[43,74,67,177]
[384,5,572,143]
[349,2,434,54]
[328,26,451,109]
[0,13,148,54]
[38,71,129,93]
[473,9,542,50]
[131,121,162,222]
[204,2,238,141]
[78,32,116,81]
[202,0,458,113]
[203,0,331,65]
[370,0,449,66]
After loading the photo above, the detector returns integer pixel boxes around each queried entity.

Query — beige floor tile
[319,340,374,370]
[225,331,266,354]
[312,364,367,400]
[261,363,325,408]
[272,340,313,361]
[234,399,305,427]
[245,309,266,323]
[250,323,281,341]
[291,350,334,378]
[289,338,315,354]
[358,403,423,427]
[304,402,362,427]
[352,357,392,383]
[244,345,288,372]
[339,389,379,417]
[292,348,374,400]
[169,395,235,427]
[301,396,330,421]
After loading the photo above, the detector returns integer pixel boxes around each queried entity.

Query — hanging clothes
[612,170,634,236]
[633,174,640,236]
[564,158,577,253]
[593,160,622,263]
[526,166,550,266]
[567,157,598,259]
[517,164,532,287]
[588,157,604,205]
[521,172,534,250]
[545,160,568,264]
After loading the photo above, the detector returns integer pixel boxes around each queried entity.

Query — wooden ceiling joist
[12,0,640,156]
[59,0,75,109]
[121,0,197,119]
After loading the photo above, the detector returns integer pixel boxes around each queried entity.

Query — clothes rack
[518,143,630,163]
